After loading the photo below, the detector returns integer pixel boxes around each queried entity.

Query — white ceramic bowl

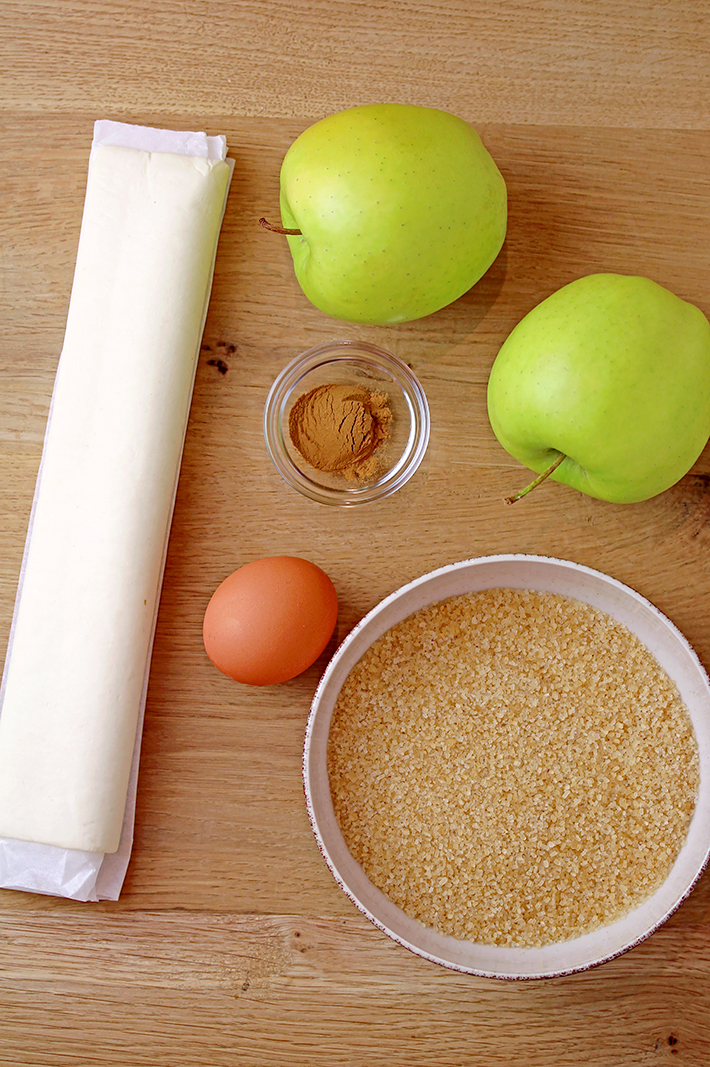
[303,555,710,979]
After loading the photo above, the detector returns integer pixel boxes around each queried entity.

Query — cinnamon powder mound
[288,383,392,482]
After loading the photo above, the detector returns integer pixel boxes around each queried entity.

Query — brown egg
[203,556,338,686]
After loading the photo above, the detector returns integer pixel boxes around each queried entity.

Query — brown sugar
[327,588,699,947]
[288,383,392,482]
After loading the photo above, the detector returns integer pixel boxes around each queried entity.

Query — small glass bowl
[263,340,430,506]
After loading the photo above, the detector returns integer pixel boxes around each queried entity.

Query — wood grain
[3,0,710,129]
[2,3,710,1064]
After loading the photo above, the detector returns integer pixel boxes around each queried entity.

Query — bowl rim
[263,340,430,506]
[303,553,710,980]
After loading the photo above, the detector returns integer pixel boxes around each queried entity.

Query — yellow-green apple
[487,273,710,503]
[261,103,507,325]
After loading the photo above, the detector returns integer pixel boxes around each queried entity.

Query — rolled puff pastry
[0,123,233,854]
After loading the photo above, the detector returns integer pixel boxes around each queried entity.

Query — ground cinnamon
[288,383,392,482]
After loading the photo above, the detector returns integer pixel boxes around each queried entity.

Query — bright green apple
[268,103,507,325]
[487,273,710,503]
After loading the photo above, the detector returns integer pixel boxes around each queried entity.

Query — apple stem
[504,452,566,505]
[259,217,302,236]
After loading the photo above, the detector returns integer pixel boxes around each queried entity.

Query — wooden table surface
[3,2,710,1064]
